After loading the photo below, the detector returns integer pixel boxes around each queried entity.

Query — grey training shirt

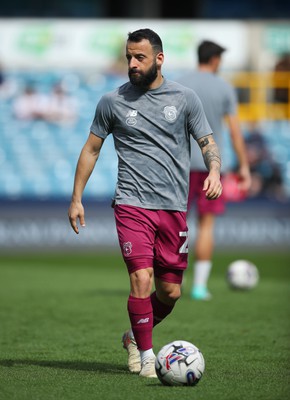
[90,78,212,211]
[177,71,237,172]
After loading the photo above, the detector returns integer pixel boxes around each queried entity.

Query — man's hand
[237,165,251,193]
[203,171,223,200]
[68,201,85,234]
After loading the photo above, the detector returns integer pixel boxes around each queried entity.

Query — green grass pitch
[0,250,289,400]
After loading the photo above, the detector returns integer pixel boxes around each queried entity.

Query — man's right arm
[68,132,104,234]
[227,114,251,192]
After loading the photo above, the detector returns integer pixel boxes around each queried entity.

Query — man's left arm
[197,134,223,200]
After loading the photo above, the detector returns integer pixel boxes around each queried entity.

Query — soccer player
[68,29,222,378]
[176,40,251,301]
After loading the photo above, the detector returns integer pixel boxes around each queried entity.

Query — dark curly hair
[127,28,163,54]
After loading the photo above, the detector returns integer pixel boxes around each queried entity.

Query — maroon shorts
[114,205,188,284]
[187,171,226,215]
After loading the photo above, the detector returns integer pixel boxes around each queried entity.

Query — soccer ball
[227,259,259,290]
[155,340,205,386]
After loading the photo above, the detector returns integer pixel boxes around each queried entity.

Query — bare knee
[130,268,153,298]
[156,281,181,306]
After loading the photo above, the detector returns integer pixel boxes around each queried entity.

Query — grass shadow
[0,359,128,374]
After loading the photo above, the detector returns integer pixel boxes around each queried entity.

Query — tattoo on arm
[199,137,209,148]
[203,145,221,171]
[198,135,221,171]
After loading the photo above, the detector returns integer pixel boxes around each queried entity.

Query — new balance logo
[137,318,149,324]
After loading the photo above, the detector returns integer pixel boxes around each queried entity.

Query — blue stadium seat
[0,70,289,200]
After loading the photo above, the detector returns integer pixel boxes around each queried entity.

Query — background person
[44,82,79,125]
[12,84,47,121]
[176,40,251,301]
[244,122,285,201]
[273,52,290,104]
[68,29,222,379]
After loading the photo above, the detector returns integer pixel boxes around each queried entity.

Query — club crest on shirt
[123,241,133,256]
[126,110,138,126]
[163,106,177,122]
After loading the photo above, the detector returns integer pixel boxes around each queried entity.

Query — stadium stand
[0,70,289,201]
[0,71,124,200]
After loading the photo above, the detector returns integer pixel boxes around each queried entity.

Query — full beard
[128,63,158,89]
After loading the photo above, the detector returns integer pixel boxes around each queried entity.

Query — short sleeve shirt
[177,71,237,172]
[90,78,212,211]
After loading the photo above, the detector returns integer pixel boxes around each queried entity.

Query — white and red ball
[155,340,205,386]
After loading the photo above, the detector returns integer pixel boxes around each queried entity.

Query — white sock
[140,349,155,364]
[193,260,212,287]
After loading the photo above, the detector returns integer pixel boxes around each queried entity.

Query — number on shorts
[179,231,188,254]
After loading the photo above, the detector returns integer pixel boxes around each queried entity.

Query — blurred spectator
[44,83,79,125]
[273,53,290,104]
[243,122,285,201]
[12,84,47,121]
